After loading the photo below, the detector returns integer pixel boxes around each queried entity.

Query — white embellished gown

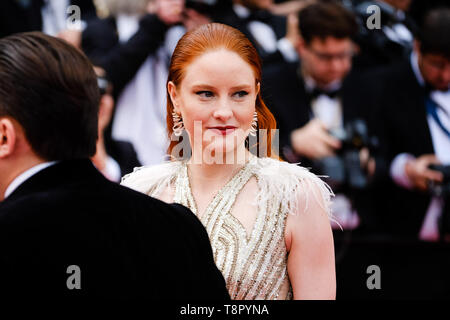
[121,155,333,300]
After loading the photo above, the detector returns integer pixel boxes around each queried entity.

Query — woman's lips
[208,127,237,135]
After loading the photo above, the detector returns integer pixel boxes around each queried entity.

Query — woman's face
[168,49,259,161]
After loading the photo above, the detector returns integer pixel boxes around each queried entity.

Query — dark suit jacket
[0,159,230,299]
[82,14,170,146]
[82,14,169,98]
[105,139,141,177]
[353,1,417,71]
[262,62,371,161]
[368,59,435,236]
[262,61,385,232]
[214,7,288,66]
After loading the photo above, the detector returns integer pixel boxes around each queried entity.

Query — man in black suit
[263,1,381,231]
[369,8,450,239]
[0,32,230,300]
[82,0,184,98]
[215,0,299,66]
[0,0,97,38]
[91,69,141,181]
[352,0,417,71]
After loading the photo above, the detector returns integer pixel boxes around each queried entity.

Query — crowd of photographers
[1,0,449,243]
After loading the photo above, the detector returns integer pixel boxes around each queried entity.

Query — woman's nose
[213,98,233,120]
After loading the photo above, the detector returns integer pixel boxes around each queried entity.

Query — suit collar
[4,161,58,200]
[3,159,102,202]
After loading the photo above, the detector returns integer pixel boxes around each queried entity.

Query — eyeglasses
[307,47,355,63]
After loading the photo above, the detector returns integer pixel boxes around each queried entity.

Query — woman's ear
[167,81,180,113]
[256,82,261,98]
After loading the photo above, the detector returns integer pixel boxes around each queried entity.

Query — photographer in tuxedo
[263,1,380,232]
[0,32,229,299]
[352,0,417,71]
[215,0,301,66]
[370,8,450,240]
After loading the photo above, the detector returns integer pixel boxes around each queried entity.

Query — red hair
[166,23,277,158]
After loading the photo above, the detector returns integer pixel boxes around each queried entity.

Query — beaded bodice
[121,156,334,300]
[173,158,291,300]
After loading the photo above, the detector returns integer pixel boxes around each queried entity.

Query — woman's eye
[196,91,214,98]
[234,91,249,98]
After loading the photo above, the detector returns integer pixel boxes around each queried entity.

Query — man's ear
[167,81,180,113]
[0,118,16,159]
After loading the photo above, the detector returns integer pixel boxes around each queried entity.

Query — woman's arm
[285,182,336,300]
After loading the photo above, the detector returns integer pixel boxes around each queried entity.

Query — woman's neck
[187,149,252,192]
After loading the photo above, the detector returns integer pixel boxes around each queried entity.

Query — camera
[313,119,378,191]
[427,164,450,197]
[428,164,450,240]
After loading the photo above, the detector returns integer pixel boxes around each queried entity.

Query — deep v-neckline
[183,160,251,218]
[175,155,260,245]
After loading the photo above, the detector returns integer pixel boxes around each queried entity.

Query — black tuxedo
[368,59,436,236]
[82,14,169,98]
[105,139,141,177]
[262,61,384,232]
[214,7,288,66]
[0,160,230,299]
[353,1,417,71]
[82,14,170,147]
[262,62,370,161]
[0,0,97,38]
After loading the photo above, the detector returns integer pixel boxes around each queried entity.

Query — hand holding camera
[404,154,443,192]
[291,118,342,160]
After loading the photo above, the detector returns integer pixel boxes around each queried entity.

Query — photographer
[82,0,211,166]
[370,8,450,240]
[263,1,379,231]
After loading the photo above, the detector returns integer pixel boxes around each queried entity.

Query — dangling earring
[249,111,258,137]
[172,111,184,136]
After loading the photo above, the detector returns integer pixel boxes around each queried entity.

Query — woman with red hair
[122,23,336,300]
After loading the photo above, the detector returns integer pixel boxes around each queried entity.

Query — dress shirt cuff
[390,153,415,189]
[277,38,298,63]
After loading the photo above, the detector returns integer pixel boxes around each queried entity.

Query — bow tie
[308,87,341,100]
[244,10,272,24]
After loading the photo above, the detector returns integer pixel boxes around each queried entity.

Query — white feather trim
[120,161,181,196]
[252,157,337,223]
[121,157,338,226]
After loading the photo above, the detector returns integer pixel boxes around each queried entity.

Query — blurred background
[1,0,449,299]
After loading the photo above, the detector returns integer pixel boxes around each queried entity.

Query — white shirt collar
[233,4,251,19]
[410,50,425,87]
[303,72,342,93]
[4,161,57,199]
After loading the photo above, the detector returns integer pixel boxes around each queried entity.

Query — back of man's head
[419,8,450,59]
[0,32,99,161]
[298,0,357,44]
